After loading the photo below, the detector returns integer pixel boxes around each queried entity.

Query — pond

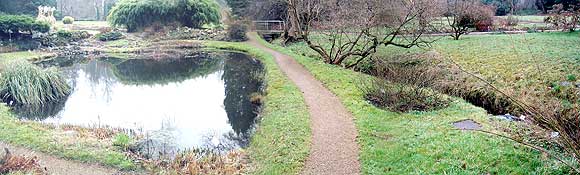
[12,51,265,156]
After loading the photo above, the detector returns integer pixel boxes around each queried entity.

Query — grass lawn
[497,15,547,23]
[287,32,580,97]
[381,32,580,95]
[0,51,56,63]
[260,35,574,174]
[55,20,110,29]
[204,41,311,175]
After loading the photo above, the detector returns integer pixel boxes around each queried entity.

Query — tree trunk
[285,0,302,43]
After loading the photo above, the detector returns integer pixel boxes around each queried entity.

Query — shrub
[96,31,124,41]
[39,30,90,46]
[361,78,450,112]
[62,16,74,24]
[567,74,577,81]
[107,0,220,32]
[0,15,50,37]
[0,61,71,105]
[544,4,580,32]
[113,133,132,150]
[227,22,248,41]
[363,54,450,112]
[506,15,519,26]
[56,30,72,38]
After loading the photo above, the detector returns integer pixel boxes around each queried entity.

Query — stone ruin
[37,6,57,26]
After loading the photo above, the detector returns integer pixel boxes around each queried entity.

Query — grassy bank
[0,51,56,63]
[204,41,311,174]
[0,104,135,170]
[257,35,572,174]
[0,52,136,170]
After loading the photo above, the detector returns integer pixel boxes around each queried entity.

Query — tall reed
[0,61,71,105]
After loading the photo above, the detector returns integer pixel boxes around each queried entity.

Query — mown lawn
[261,35,574,174]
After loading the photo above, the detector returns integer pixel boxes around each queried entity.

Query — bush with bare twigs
[362,53,451,112]
[0,148,47,175]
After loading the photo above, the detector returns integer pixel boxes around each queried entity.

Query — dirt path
[247,35,360,175]
[0,142,124,175]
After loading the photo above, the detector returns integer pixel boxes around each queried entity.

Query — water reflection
[13,52,264,152]
[223,52,265,147]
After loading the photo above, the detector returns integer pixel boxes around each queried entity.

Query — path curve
[0,142,125,175]
[247,35,360,175]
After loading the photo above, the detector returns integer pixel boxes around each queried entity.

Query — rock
[550,132,559,139]
[62,130,78,137]
[453,119,482,130]
[130,130,178,159]
[561,81,572,86]
[0,148,10,165]
[576,83,580,88]
[494,114,522,121]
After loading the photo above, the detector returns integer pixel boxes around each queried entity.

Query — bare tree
[445,0,495,40]
[285,0,442,68]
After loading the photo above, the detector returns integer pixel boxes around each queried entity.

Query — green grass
[0,104,136,170]
[381,32,580,94]
[259,35,572,174]
[497,15,547,23]
[203,41,311,174]
[105,39,130,47]
[286,32,580,96]
[55,21,110,28]
[0,51,56,62]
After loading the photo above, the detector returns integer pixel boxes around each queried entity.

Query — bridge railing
[253,20,285,34]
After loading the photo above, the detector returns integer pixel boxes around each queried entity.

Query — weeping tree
[286,0,442,68]
[107,0,220,32]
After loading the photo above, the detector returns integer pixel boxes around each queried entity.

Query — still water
[13,52,265,153]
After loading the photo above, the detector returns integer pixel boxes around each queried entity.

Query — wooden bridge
[253,20,285,35]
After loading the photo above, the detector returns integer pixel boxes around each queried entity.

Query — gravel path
[0,142,129,175]
[248,35,360,175]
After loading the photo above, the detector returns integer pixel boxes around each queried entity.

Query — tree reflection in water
[12,51,266,157]
[222,52,265,147]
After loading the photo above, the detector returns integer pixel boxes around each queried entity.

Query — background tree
[536,0,580,13]
[246,0,287,20]
[225,0,250,18]
[446,0,496,40]
[286,0,441,68]
[108,0,220,32]
[481,0,517,15]
[0,0,56,16]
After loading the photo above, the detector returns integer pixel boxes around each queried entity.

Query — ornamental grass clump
[0,61,71,105]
